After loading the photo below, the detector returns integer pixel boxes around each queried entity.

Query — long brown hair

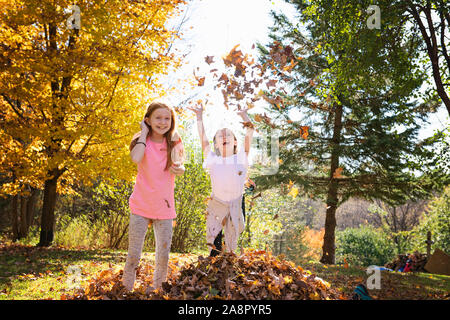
[130,102,180,170]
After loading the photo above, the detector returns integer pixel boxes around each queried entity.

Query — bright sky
[165,0,448,151]
[165,0,295,144]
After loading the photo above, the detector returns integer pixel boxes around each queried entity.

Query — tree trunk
[19,195,27,238]
[113,223,128,249]
[321,181,339,264]
[320,103,343,264]
[409,4,450,115]
[26,187,39,229]
[37,173,59,247]
[11,195,19,241]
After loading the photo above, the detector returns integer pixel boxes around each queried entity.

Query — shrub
[336,225,396,267]
[412,187,450,254]
[171,150,210,253]
[240,189,309,264]
[54,180,133,250]
[55,214,102,248]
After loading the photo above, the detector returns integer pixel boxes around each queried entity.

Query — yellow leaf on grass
[288,180,294,189]
[288,187,298,199]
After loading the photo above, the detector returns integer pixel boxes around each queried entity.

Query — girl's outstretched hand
[237,109,248,118]
[237,108,251,122]
[187,103,204,118]
[188,102,210,152]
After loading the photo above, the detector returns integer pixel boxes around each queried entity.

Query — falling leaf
[196,76,205,86]
[266,79,277,88]
[241,121,254,129]
[205,55,215,64]
[282,59,298,72]
[218,73,229,84]
[234,91,244,100]
[299,126,309,139]
[246,102,255,110]
[333,167,344,179]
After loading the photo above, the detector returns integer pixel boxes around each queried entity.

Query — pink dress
[129,136,181,220]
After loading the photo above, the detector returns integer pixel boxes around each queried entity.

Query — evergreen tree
[254,0,447,263]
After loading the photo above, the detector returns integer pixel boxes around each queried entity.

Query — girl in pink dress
[122,102,185,292]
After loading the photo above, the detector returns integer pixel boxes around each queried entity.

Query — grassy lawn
[1,241,449,300]
[0,242,127,300]
[0,241,200,300]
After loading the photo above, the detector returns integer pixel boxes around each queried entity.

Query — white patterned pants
[122,213,173,291]
[206,196,244,254]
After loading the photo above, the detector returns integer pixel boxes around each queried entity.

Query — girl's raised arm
[187,104,210,154]
[130,119,150,164]
[237,108,254,155]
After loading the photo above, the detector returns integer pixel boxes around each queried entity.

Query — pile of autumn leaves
[64,249,343,300]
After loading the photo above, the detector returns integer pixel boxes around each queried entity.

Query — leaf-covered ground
[1,242,449,300]
[66,249,342,300]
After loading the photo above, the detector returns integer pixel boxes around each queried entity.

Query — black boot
[210,231,223,257]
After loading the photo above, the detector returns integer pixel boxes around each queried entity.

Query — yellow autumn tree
[0,0,187,245]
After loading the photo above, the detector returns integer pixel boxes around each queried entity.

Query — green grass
[0,243,125,300]
[1,241,449,300]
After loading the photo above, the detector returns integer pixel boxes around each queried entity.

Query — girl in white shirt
[188,104,254,255]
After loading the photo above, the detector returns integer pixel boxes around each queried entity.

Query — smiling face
[146,107,172,137]
[214,128,237,157]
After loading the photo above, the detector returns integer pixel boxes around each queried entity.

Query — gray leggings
[122,213,173,291]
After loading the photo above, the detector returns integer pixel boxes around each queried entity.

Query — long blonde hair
[130,102,181,170]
